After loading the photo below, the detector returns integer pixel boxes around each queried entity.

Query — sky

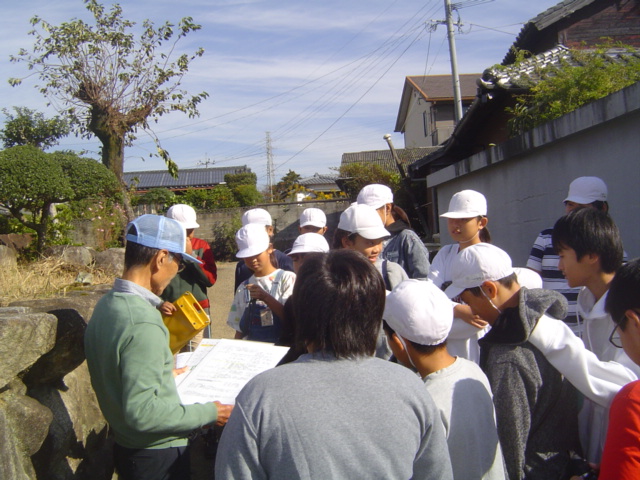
[0,0,562,188]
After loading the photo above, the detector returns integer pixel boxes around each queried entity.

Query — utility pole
[265,132,274,201]
[444,0,464,124]
[197,153,215,168]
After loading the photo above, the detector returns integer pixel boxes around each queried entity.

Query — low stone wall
[1,286,115,480]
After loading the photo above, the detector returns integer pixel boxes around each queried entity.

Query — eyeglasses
[609,322,623,349]
[169,253,186,273]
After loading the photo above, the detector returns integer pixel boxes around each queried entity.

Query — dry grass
[0,257,117,307]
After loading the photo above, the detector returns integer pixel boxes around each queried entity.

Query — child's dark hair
[552,207,623,274]
[390,205,411,226]
[332,228,357,250]
[605,259,640,331]
[124,224,160,270]
[464,272,518,297]
[479,216,491,243]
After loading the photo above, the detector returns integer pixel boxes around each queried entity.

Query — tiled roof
[298,173,340,189]
[124,166,251,191]
[484,45,640,91]
[341,147,440,171]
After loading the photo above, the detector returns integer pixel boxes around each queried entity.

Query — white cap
[440,190,487,219]
[241,208,272,226]
[564,177,607,204]
[513,267,543,289]
[165,204,200,229]
[338,204,390,240]
[235,224,271,258]
[384,280,453,346]
[288,233,330,255]
[299,208,327,228]
[357,184,394,209]
[126,215,202,264]
[445,243,514,299]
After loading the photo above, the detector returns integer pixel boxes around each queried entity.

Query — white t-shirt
[227,269,296,332]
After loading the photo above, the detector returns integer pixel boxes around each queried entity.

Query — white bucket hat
[235,224,271,258]
[165,204,200,229]
[440,190,487,219]
[384,280,454,346]
[564,177,607,205]
[357,184,394,210]
[241,208,272,226]
[338,204,390,240]
[299,208,327,228]
[445,243,514,299]
[288,233,330,255]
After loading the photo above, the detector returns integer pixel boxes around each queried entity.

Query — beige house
[394,74,480,148]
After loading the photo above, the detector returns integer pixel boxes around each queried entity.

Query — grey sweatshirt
[479,287,580,480]
[215,352,453,480]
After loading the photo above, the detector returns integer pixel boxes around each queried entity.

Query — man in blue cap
[85,214,233,480]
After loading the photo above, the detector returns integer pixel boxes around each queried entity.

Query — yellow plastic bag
[162,291,210,354]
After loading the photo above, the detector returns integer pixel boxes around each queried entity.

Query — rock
[93,248,125,276]
[22,309,86,387]
[75,272,94,285]
[30,363,114,480]
[0,312,57,388]
[0,233,32,251]
[0,384,53,480]
[0,244,18,268]
[45,246,94,267]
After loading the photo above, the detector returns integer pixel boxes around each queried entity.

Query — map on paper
[175,338,289,405]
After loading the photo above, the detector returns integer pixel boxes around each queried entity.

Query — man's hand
[214,401,234,426]
[173,366,188,377]
[160,301,177,316]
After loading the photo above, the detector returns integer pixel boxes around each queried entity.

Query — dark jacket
[382,220,430,280]
[479,287,580,480]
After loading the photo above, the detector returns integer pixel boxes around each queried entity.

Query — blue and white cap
[125,215,203,264]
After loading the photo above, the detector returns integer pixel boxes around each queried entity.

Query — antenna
[197,153,215,168]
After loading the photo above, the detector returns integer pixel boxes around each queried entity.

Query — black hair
[605,258,640,331]
[390,205,411,226]
[552,207,623,274]
[464,272,518,297]
[478,216,491,243]
[293,249,385,358]
[124,224,160,270]
[591,200,609,212]
[332,228,356,250]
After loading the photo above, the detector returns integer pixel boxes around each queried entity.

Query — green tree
[224,171,257,190]
[10,0,208,219]
[0,145,119,252]
[135,188,177,207]
[337,163,401,199]
[506,43,640,135]
[272,170,304,201]
[182,186,240,210]
[223,171,262,206]
[1,107,69,149]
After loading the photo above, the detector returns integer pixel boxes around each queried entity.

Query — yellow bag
[162,291,210,354]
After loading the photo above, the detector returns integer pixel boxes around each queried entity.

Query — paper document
[176,338,289,405]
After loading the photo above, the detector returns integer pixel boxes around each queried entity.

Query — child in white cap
[383,280,506,480]
[428,189,491,363]
[333,203,408,291]
[160,204,217,351]
[527,176,609,336]
[287,233,329,273]
[228,223,296,343]
[357,184,431,280]
[446,243,580,480]
[234,208,294,291]
[298,208,327,235]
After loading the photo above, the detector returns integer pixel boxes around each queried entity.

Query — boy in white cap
[446,243,580,480]
[357,184,431,280]
[527,177,609,336]
[161,204,217,351]
[234,208,294,291]
[383,280,506,480]
[84,215,232,480]
[287,232,330,273]
[298,208,327,235]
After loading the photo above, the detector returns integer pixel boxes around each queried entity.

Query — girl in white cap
[228,224,296,343]
[333,203,408,291]
[428,189,491,363]
[357,184,431,280]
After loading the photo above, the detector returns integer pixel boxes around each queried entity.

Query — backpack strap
[269,269,285,297]
[382,260,392,291]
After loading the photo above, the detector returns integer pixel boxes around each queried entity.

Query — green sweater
[85,285,218,449]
